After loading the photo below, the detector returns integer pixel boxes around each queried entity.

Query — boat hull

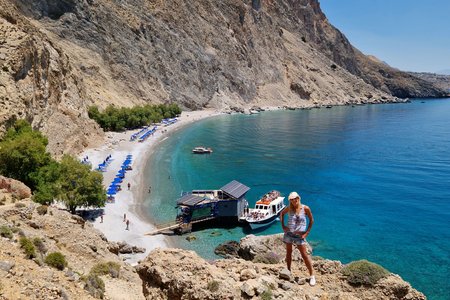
[247,214,279,229]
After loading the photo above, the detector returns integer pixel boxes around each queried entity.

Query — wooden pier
[145,216,217,236]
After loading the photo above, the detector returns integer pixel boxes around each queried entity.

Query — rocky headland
[0,180,425,299]
[0,0,448,155]
[408,72,450,93]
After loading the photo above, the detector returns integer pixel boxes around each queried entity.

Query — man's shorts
[283,231,306,245]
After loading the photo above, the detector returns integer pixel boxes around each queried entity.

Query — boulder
[0,176,31,199]
[240,268,257,281]
[0,261,15,273]
[279,268,292,281]
[214,240,240,258]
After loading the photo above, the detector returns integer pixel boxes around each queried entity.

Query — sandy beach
[81,110,221,264]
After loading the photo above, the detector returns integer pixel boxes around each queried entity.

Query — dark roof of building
[220,180,250,199]
[177,194,210,207]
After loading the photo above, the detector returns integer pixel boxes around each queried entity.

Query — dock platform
[145,180,250,235]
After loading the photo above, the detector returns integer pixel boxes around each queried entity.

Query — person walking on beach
[100,214,103,223]
[123,213,126,222]
[127,182,131,190]
[280,192,316,286]
[126,219,130,230]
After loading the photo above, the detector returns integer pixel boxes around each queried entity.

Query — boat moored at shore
[241,190,286,229]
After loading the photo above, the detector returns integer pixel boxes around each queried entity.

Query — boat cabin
[254,200,284,214]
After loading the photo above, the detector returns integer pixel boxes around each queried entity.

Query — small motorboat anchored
[243,190,286,229]
[192,146,213,154]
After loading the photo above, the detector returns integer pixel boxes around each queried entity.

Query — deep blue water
[145,99,450,300]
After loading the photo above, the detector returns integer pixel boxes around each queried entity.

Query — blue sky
[319,0,450,73]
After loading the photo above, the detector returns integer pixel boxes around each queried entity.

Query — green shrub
[36,205,48,215]
[0,226,13,239]
[90,262,120,278]
[206,280,220,292]
[84,274,105,299]
[45,252,67,270]
[33,237,47,253]
[260,288,273,300]
[341,260,389,286]
[19,237,36,259]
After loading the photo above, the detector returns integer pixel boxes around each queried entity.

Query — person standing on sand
[127,182,131,190]
[280,191,316,286]
[100,214,103,223]
[126,219,130,230]
[123,213,126,222]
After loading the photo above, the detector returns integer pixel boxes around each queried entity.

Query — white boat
[244,190,286,229]
[192,146,213,154]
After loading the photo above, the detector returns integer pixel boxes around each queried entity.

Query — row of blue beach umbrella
[106,154,133,198]
[162,118,178,126]
[96,155,112,172]
[138,126,157,142]
[130,126,149,141]
[129,118,177,142]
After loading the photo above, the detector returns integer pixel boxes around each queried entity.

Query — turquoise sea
[145,98,450,300]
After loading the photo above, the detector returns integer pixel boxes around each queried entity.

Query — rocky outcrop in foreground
[0,194,144,299]
[0,180,425,299]
[136,238,425,300]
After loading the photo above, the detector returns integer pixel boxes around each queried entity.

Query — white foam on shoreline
[80,110,221,265]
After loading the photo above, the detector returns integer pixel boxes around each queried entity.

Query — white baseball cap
[288,191,300,200]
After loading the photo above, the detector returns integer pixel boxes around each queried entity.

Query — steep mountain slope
[0,0,447,154]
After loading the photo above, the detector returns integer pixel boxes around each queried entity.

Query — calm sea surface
[145,98,450,300]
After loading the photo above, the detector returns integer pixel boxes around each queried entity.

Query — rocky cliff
[0,180,426,300]
[0,0,447,155]
[408,72,450,93]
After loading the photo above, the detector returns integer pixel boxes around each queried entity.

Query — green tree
[0,121,51,189]
[32,161,61,205]
[57,156,106,213]
[87,103,182,132]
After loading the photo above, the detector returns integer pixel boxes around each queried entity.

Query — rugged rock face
[0,190,145,299]
[408,72,450,93]
[136,247,425,300]
[0,0,447,154]
[0,0,104,156]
